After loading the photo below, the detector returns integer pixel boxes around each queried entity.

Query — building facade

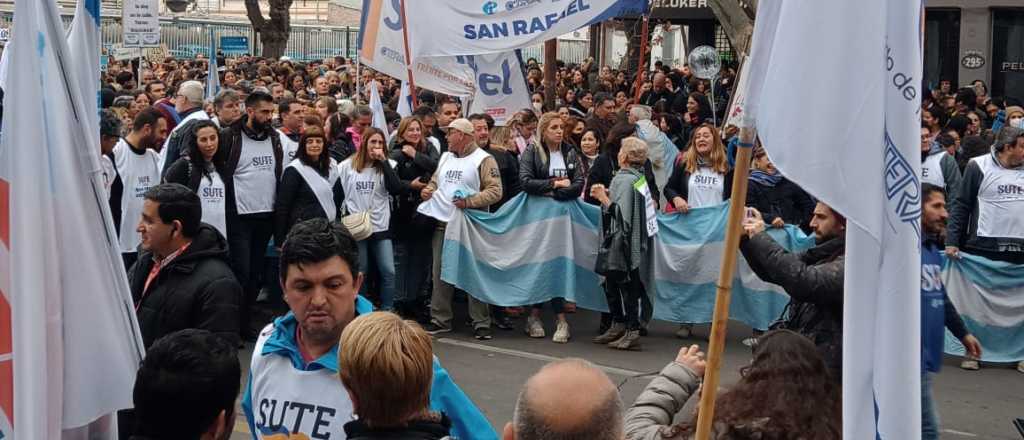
[925,0,1023,100]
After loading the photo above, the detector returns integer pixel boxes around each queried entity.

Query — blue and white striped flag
[743,1,923,438]
[206,29,220,102]
[0,0,145,438]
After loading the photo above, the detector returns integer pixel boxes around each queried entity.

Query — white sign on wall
[122,0,160,48]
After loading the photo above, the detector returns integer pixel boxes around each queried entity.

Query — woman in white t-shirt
[518,112,585,344]
[663,123,734,339]
[163,120,229,238]
[338,127,404,311]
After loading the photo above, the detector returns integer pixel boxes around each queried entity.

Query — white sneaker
[552,320,570,343]
[960,357,980,371]
[675,324,693,339]
[526,316,545,338]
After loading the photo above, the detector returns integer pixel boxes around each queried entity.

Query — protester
[630,105,675,202]
[740,203,846,377]
[161,80,210,171]
[919,183,984,439]
[389,116,440,317]
[129,329,240,440]
[746,145,815,232]
[128,183,241,348]
[513,110,539,155]
[590,137,653,350]
[276,97,305,161]
[163,120,229,237]
[419,118,503,339]
[241,218,494,439]
[624,331,841,439]
[221,91,285,341]
[99,109,123,196]
[338,312,452,439]
[577,128,602,188]
[273,126,343,244]
[920,126,963,200]
[211,89,242,129]
[586,92,617,140]
[338,127,404,311]
[110,108,168,270]
[326,111,358,162]
[504,359,623,440]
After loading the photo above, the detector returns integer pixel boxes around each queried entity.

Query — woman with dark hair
[273,126,344,244]
[922,106,947,138]
[571,89,593,118]
[519,112,586,343]
[682,92,713,141]
[389,116,440,317]
[659,113,687,151]
[562,88,581,116]
[287,72,308,95]
[338,127,405,310]
[163,120,229,237]
[314,96,339,122]
[624,330,841,439]
[578,128,603,184]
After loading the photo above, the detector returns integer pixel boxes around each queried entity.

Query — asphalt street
[231,309,1024,440]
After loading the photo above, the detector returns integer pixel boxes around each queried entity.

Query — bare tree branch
[707,0,756,57]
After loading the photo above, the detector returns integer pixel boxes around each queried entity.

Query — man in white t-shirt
[221,91,285,341]
[277,97,304,162]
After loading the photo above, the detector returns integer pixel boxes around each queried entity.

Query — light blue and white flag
[405,0,647,58]
[943,254,1024,363]
[0,0,145,438]
[441,195,813,330]
[396,81,414,118]
[65,0,101,151]
[206,29,220,102]
[368,81,391,142]
[743,0,923,438]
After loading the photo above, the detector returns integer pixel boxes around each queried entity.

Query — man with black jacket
[128,184,241,348]
[740,202,846,378]
[220,91,284,340]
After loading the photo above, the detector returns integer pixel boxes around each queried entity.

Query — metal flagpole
[398,0,419,109]
[355,50,362,105]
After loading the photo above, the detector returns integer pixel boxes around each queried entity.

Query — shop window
[924,8,960,90]
[992,9,1024,101]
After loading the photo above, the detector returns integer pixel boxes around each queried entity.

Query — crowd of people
[93,51,1023,439]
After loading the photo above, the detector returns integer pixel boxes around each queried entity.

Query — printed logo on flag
[483,1,498,14]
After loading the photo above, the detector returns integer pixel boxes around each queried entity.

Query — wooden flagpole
[693,124,757,440]
[632,15,650,104]
[398,0,419,109]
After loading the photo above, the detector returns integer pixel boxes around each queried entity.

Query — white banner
[466,51,532,126]
[404,0,646,58]
[359,0,476,97]
[122,0,160,48]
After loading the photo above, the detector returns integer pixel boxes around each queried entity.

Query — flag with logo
[465,51,532,126]
[742,0,922,438]
[0,0,146,438]
[404,0,647,57]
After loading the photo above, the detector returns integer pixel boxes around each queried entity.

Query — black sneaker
[494,316,515,331]
[474,327,493,340]
[424,322,452,335]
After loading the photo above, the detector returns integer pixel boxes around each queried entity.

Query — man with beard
[221,91,285,341]
[739,202,847,379]
[241,219,495,440]
[110,108,168,270]
[130,329,240,440]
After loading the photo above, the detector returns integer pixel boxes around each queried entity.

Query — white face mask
[532,102,543,112]
[1011,117,1024,129]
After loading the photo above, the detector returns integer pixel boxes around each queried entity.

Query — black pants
[532,297,566,314]
[228,213,274,336]
[604,269,644,330]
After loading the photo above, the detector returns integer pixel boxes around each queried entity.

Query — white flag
[368,81,391,143]
[743,1,922,439]
[66,0,101,152]
[0,0,146,438]
[404,0,646,58]
[359,0,476,97]
[466,51,532,126]
[397,81,414,118]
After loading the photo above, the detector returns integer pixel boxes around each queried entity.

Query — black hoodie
[128,224,242,347]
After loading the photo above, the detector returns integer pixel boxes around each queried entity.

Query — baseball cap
[177,80,204,105]
[441,118,474,135]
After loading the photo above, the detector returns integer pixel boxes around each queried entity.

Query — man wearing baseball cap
[418,118,503,340]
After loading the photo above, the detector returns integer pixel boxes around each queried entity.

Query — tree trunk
[244,0,294,59]
[543,39,557,109]
[707,0,757,57]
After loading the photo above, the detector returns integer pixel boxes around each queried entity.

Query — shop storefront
[925,1,1023,100]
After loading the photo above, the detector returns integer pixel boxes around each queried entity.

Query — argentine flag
[742,1,923,438]
[0,0,145,438]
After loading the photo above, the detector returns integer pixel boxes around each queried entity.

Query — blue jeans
[922,372,939,440]
[358,238,396,310]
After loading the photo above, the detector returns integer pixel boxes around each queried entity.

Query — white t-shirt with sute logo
[113,138,161,253]
[975,154,1024,239]
[234,135,277,214]
[687,167,726,209]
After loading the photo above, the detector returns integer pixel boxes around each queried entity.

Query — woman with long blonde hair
[338,127,405,310]
[663,123,733,339]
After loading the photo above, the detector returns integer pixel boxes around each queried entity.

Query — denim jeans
[921,372,939,440]
[394,237,432,304]
[358,238,396,310]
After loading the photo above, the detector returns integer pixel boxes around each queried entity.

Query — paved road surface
[231,309,1024,440]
